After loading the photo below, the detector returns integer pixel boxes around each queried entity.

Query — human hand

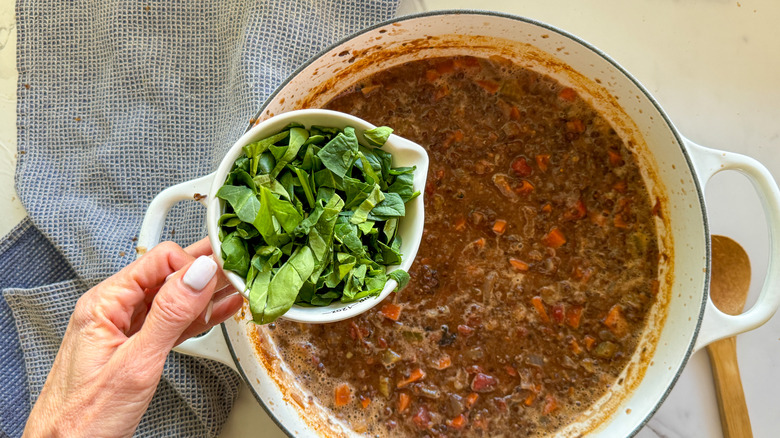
[23,239,244,438]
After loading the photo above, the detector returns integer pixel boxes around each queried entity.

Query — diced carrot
[505,365,518,377]
[466,392,479,408]
[566,305,583,329]
[570,338,583,355]
[524,392,536,406]
[475,80,500,94]
[608,150,625,167]
[425,69,440,82]
[542,227,567,248]
[335,383,352,407]
[583,335,596,351]
[536,154,551,172]
[493,219,507,234]
[473,237,486,248]
[551,303,565,325]
[448,413,467,429]
[511,156,533,177]
[541,203,552,213]
[435,59,455,74]
[603,304,628,337]
[397,368,426,388]
[509,258,529,271]
[443,129,463,148]
[509,105,521,121]
[558,87,577,101]
[435,84,451,100]
[531,296,550,324]
[434,355,452,370]
[398,393,411,412]
[454,217,467,232]
[457,324,474,336]
[359,395,371,409]
[543,394,558,415]
[614,214,629,229]
[380,303,402,321]
[360,84,382,95]
[613,180,627,193]
[563,199,587,221]
[515,180,534,194]
[566,118,586,134]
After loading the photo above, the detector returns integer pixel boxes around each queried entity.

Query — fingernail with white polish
[182,256,217,291]
[204,300,214,324]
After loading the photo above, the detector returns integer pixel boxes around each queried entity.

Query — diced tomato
[511,156,533,177]
[448,413,467,429]
[380,303,402,321]
[492,219,507,234]
[334,383,351,407]
[434,355,452,370]
[542,227,566,248]
[583,335,596,351]
[397,368,426,388]
[536,154,551,172]
[505,365,518,377]
[454,217,467,232]
[359,394,371,409]
[472,237,486,248]
[551,303,565,325]
[558,87,577,101]
[470,373,498,393]
[475,80,500,94]
[509,258,529,271]
[531,296,550,324]
[466,392,479,408]
[412,406,432,430]
[524,392,536,406]
[566,306,583,329]
[543,394,558,415]
[541,203,552,213]
[398,392,411,412]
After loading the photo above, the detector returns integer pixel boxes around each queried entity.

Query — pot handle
[173,325,238,372]
[136,173,215,256]
[684,138,780,351]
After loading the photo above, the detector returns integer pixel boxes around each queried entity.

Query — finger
[174,293,244,346]
[184,237,213,258]
[113,241,193,293]
[133,255,218,355]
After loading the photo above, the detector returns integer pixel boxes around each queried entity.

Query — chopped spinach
[218,123,416,324]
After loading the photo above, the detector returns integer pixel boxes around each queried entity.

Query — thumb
[135,255,218,354]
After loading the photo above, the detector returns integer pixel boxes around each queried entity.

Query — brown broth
[266,56,659,437]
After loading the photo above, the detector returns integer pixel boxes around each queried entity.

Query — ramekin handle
[136,173,215,257]
[684,138,780,351]
[173,325,237,371]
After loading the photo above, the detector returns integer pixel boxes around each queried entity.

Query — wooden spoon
[706,235,753,438]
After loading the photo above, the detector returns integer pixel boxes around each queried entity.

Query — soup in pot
[265,56,660,437]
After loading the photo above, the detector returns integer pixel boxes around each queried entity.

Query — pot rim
[236,9,711,437]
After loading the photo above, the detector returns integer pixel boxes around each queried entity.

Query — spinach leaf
[389,269,410,290]
[317,127,359,177]
[216,185,260,224]
[351,185,385,224]
[369,192,405,218]
[220,232,250,278]
[363,126,393,147]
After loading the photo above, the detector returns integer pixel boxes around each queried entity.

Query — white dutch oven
[138,11,780,438]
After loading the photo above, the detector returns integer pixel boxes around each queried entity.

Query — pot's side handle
[684,138,780,351]
[136,173,215,257]
[173,325,238,372]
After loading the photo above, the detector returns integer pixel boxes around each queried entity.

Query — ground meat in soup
[264,56,660,437]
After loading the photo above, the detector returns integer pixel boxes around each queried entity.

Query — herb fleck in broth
[265,56,660,436]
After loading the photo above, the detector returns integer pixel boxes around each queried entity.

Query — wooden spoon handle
[706,337,753,438]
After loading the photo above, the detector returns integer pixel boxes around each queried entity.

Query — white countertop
[2,0,779,437]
